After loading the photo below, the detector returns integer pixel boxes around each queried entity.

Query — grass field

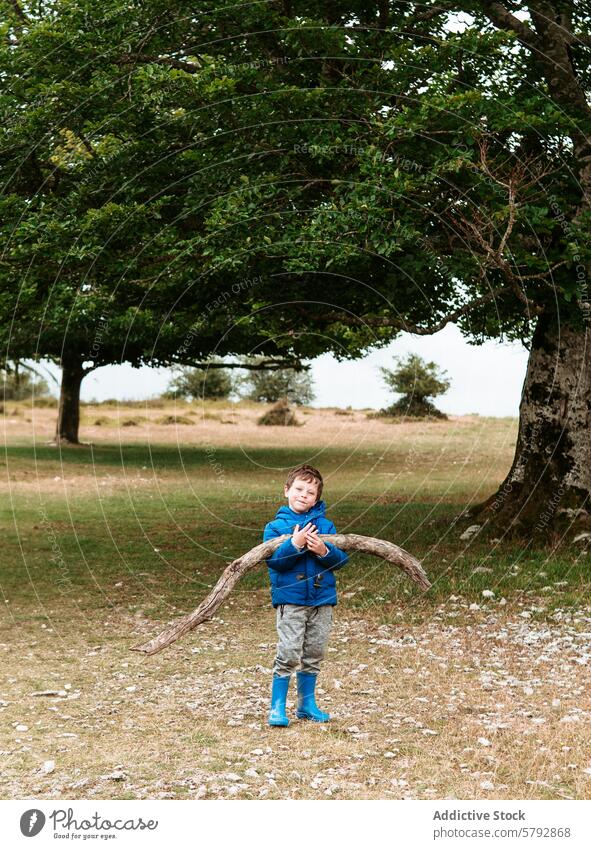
[1,400,590,800]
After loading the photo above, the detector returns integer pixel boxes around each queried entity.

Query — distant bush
[122,416,147,427]
[97,398,166,408]
[157,414,194,425]
[32,396,58,408]
[258,399,301,426]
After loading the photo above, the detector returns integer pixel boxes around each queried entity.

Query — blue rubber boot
[268,675,290,727]
[296,671,330,722]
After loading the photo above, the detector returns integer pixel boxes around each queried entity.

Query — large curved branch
[321,284,514,335]
[478,2,541,51]
[131,534,431,656]
[171,357,305,371]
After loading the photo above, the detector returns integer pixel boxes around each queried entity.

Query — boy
[263,464,348,726]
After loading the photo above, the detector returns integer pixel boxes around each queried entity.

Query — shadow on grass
[4,443,365,471]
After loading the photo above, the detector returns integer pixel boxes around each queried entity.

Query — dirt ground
[2,589,590,800]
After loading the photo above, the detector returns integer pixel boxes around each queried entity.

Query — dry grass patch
[0,405,517,505]
[1,592,589,800]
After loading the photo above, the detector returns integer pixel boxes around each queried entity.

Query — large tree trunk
[54,356,85,444]
[471,312,591,543]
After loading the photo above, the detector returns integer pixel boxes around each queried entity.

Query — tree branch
[572,32,591,48]
[478,1,541,50]
[173,358,306,371]
[78,133,96,159]
[404,3,456,26]
[322,284,514,334]
[7,359,59,388]
[131,533,430,655]
[477,0,591,125]
[351,2,453,36]
[445,137,553,316]
[113,54,202,74]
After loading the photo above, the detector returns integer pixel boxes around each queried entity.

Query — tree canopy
[0,0,392,441]
[3,2,589,356]
[1,0,590,537]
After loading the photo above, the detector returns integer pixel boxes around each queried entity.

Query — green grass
[2,438,589,619]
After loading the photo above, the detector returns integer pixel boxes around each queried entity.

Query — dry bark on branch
[131,534,431,656]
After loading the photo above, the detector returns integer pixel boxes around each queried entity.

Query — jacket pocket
[276,570,308,600]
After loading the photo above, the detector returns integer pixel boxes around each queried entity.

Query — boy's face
[284,476,319,513]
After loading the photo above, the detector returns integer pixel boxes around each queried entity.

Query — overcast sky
[40,323,528,416]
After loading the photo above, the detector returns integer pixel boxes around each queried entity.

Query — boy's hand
[292,522,312,549]
[305,527,329,557]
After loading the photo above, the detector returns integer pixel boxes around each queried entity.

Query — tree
[380,354,450,418]
[0,0,225,442]
[180,1,590,542]
[164,365,234,400]
[238,359,315,405]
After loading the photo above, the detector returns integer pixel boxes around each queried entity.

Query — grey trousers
[273,604,334,677]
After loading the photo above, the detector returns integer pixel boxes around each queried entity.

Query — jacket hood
[274,499,327,524]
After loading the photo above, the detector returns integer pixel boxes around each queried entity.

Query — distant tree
[238,360,315,405]
[164,366,234,401]
[379,354,450,419]
[2,361,50,401]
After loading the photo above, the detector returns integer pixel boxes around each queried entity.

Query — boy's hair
[285,464,323,500]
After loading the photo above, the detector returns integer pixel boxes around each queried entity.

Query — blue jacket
[263,500,348,607]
